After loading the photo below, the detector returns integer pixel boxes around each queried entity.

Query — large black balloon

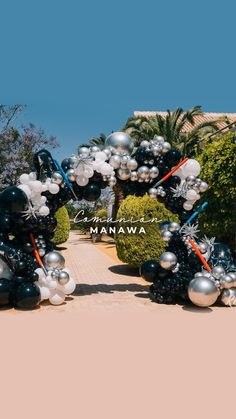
[14,282,40,309]
[0,278,13,308]
[0,187,28,214]
[210,243,234,271]
[0,212,12,232]
[164,149,182,166]
[83,183,101,202]
[34,149,58,179]
[140,260,159,283]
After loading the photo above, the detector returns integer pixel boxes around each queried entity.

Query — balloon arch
[0,132,235,309]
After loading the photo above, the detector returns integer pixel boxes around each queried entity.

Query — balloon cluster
[140,220,236,308]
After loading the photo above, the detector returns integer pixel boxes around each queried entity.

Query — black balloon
[164,149,182,166]
[140,260,159,283]
[0,187,28,214]
[0,212,11,232]
[0,278,13,307]
[83,183,101,202]
[14,282,40,309]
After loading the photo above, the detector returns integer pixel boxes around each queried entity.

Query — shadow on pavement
[74,283,149,296]
[108,264,139,277]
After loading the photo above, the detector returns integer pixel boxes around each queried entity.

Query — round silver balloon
[58,270,70,285]
[140,140,150,148]
[66,169,76,182]
[79,146,90,157]
[130,171,138,181]
[137,166,149,180]
[109,155,121,169]
[127,158,138,171]
[194,271,205,278]
[188,276,219,307]
[199,182,208,192]
[148,187,157,198]
[228,272,236,283]
[220,274,235,289]
[120,155,129,168]
[152,145,161,157]
[90,145,100,153]
[117,168,131,180]
[0,256,14,280]
[69,155,79,166]
[168,222,180,233]
[161,230,173,242]
[198,243,208,254]
[186,175,196,186]
[159,252,177,270]
[162,142,171,153]
[102,148,111,160]
[51,172,63,185]
[154,135,165,143]
[211,265,225,280]
[220,288,236,306]
[43,251,65,270]
[105,132,134,155]
[149,167,159,179]
[109,176,117,187]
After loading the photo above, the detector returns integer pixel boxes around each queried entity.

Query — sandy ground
[1,232,236,419]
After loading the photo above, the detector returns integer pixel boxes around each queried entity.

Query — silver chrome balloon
[109,155,121,169]
[162,142,171,153]
[140,140,150,148]
[130,171,138,181]
[117,168,131,180]
[161,230,173,242]
[153,135,165,143]
[137,166,149,180]
[188,276,219,307]
[220,288,236,306]
[90,145,100,154]
[148,188,157,198]
[220,274,235,289]
[51,172,63,185]
[159,252,177,270]
[127,158,138,171]
[66,169,76,182]
[58,270,70,285]
[152,145,161,156]
[149,166,159,179]
[105,132,134,155]
[108,176,117,187]
[198,243,208,254]
[0,256,14,280]
[79,146,90,157]
[168,222,180,233]
[199,182,208,192]
[43,251,65,270]
[186,175,196,186]
[102,148,112,160]
[211,265,225,280]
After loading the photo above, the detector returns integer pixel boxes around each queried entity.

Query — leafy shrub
[115,195,179,267]
[197,132,236,251]
[52,206,70,245]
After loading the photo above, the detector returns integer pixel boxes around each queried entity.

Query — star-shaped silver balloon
[21,202,38,220]
[171,182,188,198]
[199,235,215,257]
[180,223,200,241]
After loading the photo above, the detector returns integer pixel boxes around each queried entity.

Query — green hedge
[52,206,70,245]
[115,195,179,267]
[197,132,236,251]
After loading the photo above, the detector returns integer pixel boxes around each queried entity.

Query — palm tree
[123,106,227,154]
[89,133,106,146]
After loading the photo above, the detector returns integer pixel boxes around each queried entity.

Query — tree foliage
[52,207,70,245]
[197,132,236,251]
[115,195,179,267]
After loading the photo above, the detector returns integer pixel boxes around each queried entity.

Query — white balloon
[183,201,193,211]
[84,166,94,178]
[174,167,186,179]
[100,163,113,176]
[95,151,107,162]
[76,175,89,186]
[39,205,50,216]
[40,196,47,204]
[18,184,31,198]
[29,180,43,193]
[49,183,60,194]
[182,159,201,177]
[19,173,30,184]
[39,286,51,301]
[29,172,37,181]
[186,189,198,201]
[49,290,65,305]
[61,278,76,295]
[48,279,58,290]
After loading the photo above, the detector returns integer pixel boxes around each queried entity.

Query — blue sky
[1,0,236,161]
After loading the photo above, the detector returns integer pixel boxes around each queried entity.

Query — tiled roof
[134,111,236,132]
